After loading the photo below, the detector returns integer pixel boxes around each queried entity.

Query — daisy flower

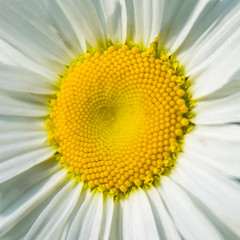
[0,0,240,239]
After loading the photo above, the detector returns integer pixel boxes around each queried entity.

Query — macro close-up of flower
[0,0,240,239]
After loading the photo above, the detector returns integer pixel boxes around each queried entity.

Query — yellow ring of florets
[46,41,194,198]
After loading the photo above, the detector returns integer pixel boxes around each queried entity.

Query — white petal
[0,143,55,183]
[0,130,46,145]
[156,0,240,98]
[66,191,103,240]
[197,76,240,101]
[122,189,160,240]
[191,124,240,142]
[158,0,208,52]
[146,187,181,240]
[60,188,88,240]
[0,90,49,117]
[0,0,73,68]
[171,156,240,237]
[0,64,56,94]
[0,115,53,183]
[189,29,240,98]
[125,0,163,46]
[96,0,127,44]
[159,177,223,240]
[167,0,211,54]
[57,0,107,52]
[0,116,49,162]
[0,39,56,78]
[183,125,240,178]
[0,161,66,239]
[126,0,151,46]
[42,0,83,59]
[109,198,124,240]
[0,160,59,213]
[194,92,240,124]
[0,134,48,161]
[99,196,114,240]
[176,0,239,65]
[25,180,82,240]
[0,115,45,132]
[0,44,16,66]
[149,0,164,45]
[178,1,240,98]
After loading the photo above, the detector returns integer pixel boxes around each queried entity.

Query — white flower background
[0,0,240,239]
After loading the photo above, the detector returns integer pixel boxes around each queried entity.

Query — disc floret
[46,42,194,198]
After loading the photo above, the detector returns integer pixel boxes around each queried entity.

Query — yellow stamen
[46,43,193,197]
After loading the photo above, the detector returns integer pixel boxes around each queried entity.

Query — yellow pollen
[46,42,193,198]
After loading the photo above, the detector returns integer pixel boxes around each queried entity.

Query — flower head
[0,0,240,239]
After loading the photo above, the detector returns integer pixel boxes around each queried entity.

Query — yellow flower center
[46,43,193,197]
